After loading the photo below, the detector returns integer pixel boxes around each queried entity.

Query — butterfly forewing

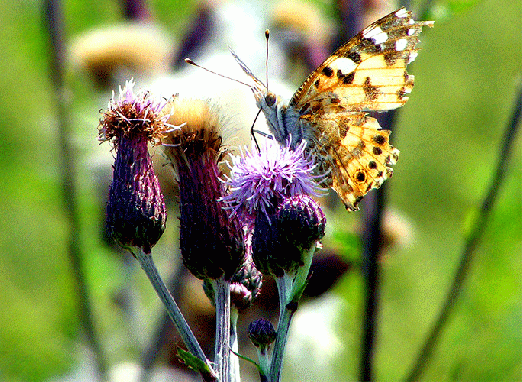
[290,8,434,113]
[279,8,432,209]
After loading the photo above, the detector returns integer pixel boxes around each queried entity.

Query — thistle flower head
[162,99,244,280]
[161,98,222,168]
[99,80,171,254]
[99,79,171,145]
[222,139,325,224]
[70,26,170,89]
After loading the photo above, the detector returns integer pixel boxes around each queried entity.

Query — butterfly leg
[250,109,274,151]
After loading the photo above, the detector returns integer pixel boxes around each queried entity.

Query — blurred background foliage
[0,0,520,381]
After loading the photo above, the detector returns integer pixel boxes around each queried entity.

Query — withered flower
[162,99,244,280]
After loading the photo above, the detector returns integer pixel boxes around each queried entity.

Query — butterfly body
[233,8,434,210]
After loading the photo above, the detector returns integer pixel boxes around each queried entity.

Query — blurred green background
[0,0,520,381]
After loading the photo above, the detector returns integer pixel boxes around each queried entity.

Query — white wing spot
[395,8,409,18]
[408,28,416,36]
[396,39,408,51]
[408,51,418,64]
[332,57,357,75]
[363,26,388,45]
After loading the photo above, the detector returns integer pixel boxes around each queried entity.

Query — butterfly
[228,8,434,210]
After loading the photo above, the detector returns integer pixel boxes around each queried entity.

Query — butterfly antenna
[264,29,270,91]
[184,58,253,89]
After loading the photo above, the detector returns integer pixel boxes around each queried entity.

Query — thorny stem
[405,81,522,382]
[133,249,216,380]
[213,277,231,382]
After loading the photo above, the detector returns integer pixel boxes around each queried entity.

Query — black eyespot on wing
[360,38,382,53]
[397,87,407,100]
[322,66,334,77]
[344,72,355,84]
[347,51,362,64]
[373,147,382,155]
[337,70,355,85]
[372,134,386,145]
[363,77,380,101]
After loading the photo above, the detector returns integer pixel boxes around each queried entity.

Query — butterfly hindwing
[303,111,399,209]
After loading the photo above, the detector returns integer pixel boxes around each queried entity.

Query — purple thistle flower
[222,139,325,224]
[99,80,172,254]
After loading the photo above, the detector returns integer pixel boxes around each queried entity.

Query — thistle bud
[99,80,171,254]
[252,195,326,277]
[162,99,244,280]
[229,251,263,311]
[278,194,326,255]
[248,318,276,351]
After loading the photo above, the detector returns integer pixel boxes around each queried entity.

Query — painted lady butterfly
[230,8,434,210]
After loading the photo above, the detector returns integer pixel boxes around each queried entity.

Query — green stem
[230,307,240,382]
[269,245,315,382]
[256,346,271,381]
[290,246,315,301]
[269,278,295,382]
[404,80,522,382]
[44,0,108,378]
[213,277,231,382]
[134,249,215,379]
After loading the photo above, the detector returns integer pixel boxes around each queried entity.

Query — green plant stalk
[230,307,240,382]
[290,245,315,301]
[213,277,231,382]
[404,80,522,382]
[255,346,271,381]
[269,245,316,382]
[44,0,108,378]
[133,249,215,379]
[269,278,294,382]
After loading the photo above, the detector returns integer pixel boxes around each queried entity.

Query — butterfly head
[251,86,279,111]
[229,49,279,108]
